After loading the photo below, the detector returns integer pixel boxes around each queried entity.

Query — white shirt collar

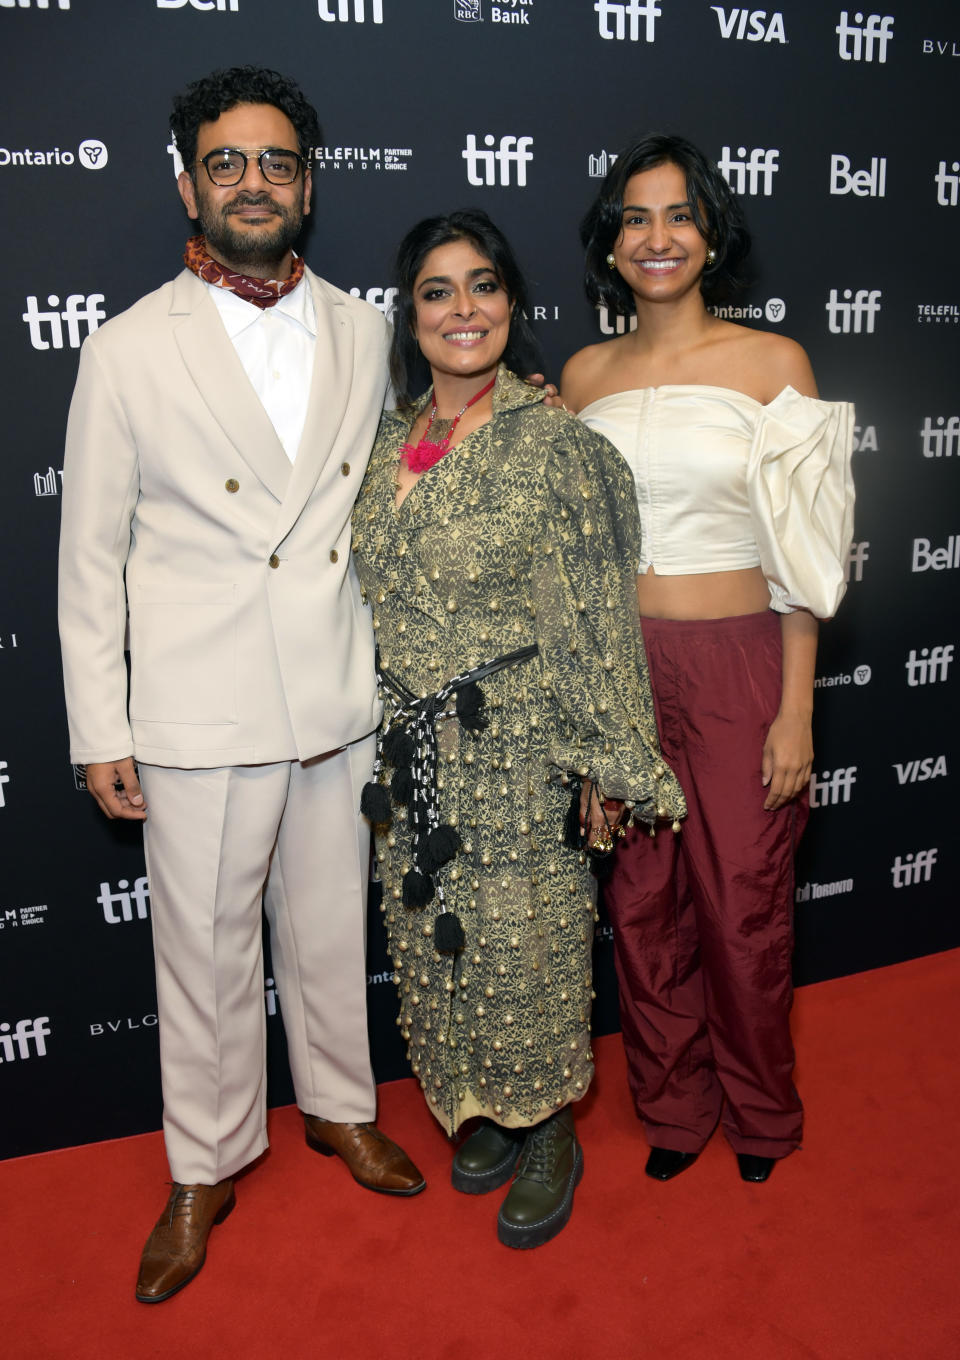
[204,269,316,340]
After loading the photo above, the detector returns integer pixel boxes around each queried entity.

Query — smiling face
[177,102,311,278]
[611,161,710,303]
[411,237,513,390]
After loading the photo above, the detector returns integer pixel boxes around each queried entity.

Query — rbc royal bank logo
[455,0,482,18]
[97,876,151,924]
[317,0,382,20]
[462,134,533,186]
[825,288,880,334]
[717,145,779,196]
[836,11,893,62]
[22,294,106,350]
[595,0,660,42]
[711,7,786,42]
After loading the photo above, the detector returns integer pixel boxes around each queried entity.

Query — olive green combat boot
[496,1107,583,1248]
[452,1119,525,1194]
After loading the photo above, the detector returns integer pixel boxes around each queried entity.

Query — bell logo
[462,134,533,187]
[594,0,660,42]
[710,8,786,42]
[809,767,857,807]
[0,1018,50,1062]
[846,541,869,582]
[717,145,779,196]
[157,1,239,10]
[890,849,937,888]
[318,0,383,20]
[97,876,150,924]
[22,293,106,350]
[829,154,886,197]
[836,11,894,63]
[825,287,881,334]
[912,536,960,572]
[935,160,960,207]
[904,645,954,686]
[920,416,960,457]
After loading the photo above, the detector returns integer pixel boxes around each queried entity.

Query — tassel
[382,727,415,767]
[562,783,583,850]
[359,781,392,824]
[418,823,462,873]
[402,869,434,908]
[391,766,415,806]
[456,681,488,732]
[434,912,465,953]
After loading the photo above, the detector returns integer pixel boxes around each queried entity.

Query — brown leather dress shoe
[135,1179,235,1304]
[302,1114,426,1196]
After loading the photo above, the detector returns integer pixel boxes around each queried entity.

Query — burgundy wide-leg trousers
[605,611,807,1160]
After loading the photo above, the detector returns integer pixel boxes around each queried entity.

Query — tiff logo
[0,1,69,7]
[34,466,64,496]
[595,0,660,42]
[0,759,9,808]
[265,976,279,1016]
[935,160,959,207]
[462,134,533,187]
[846,541,869,582]
[920,416,960,457]
[717,145,779,196]
[809,766,857,807]
[836,11,894,62]
[830,154,886,197]
[890,849,937,888]
[905,645,954,686]
[349,285,397,317]
[318,0,383,18]
[711,7,786,42]
[0,1018,50,1062]
[825,287,881,334]
[23,294,105,350]
[97,876,150,924]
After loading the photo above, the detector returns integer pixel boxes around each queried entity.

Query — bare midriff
[636,564,771,620]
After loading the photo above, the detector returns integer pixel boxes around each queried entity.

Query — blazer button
[329,549,339,563]
[269,554,280,569]
[341,462,350,476]
[225,478,239,493]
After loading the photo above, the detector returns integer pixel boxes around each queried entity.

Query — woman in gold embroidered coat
[351,210,684,1248]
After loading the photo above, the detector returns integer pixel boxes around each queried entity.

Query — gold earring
[706,247,717,265]
[606,252,616,269]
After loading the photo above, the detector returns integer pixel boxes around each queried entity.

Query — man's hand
[524,373,564,409]
[85,757,147,821]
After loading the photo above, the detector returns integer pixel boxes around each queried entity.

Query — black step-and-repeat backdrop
[1,0,957,1160]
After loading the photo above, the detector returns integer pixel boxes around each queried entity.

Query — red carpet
[3,950,957,1360]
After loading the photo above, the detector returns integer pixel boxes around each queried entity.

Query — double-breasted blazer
[59,265,389,768]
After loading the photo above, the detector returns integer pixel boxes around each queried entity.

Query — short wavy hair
[581,133,751,313]
[170,66,321,177]
[389,209,543,409]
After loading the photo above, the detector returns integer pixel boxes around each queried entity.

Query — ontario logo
[0,138,108,170]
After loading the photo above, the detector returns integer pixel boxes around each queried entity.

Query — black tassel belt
[359,643,539,953]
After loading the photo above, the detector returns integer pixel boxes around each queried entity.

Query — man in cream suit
[58,67,424,1305]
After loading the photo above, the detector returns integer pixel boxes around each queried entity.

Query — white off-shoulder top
[578,384,855,619]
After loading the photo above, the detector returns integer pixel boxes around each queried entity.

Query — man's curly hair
[170,66,321,176]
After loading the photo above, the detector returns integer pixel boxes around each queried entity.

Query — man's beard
[197,189,304,274]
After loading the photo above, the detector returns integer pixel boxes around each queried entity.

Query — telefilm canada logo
[1,904,48,931]
[711,7,786,42]
[916,302,959,326]
[595,0,661,42]
[814,663,871,689]
[836,12,894,63]
[312,143,412,173]
[318,0,382,21]
[0,139,108,171]
[0,1018,50,1063]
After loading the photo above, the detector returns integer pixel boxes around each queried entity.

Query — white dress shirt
[205,273,316,463]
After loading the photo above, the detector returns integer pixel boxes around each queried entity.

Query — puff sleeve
[529,417,686,825]
[747,386,855,619]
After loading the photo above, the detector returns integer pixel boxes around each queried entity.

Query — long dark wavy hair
[389,209,543,409]
[581,133,751,314]
[170,66,321,177]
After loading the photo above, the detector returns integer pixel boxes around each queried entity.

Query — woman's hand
[761,711,813,810]
[579,780,626,849]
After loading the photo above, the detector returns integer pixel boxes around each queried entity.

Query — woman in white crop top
[562,134,854,1186]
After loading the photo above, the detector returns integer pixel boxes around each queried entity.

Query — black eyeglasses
[196,147,305,186]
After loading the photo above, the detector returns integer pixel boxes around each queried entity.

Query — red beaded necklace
[399,376,496,474]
